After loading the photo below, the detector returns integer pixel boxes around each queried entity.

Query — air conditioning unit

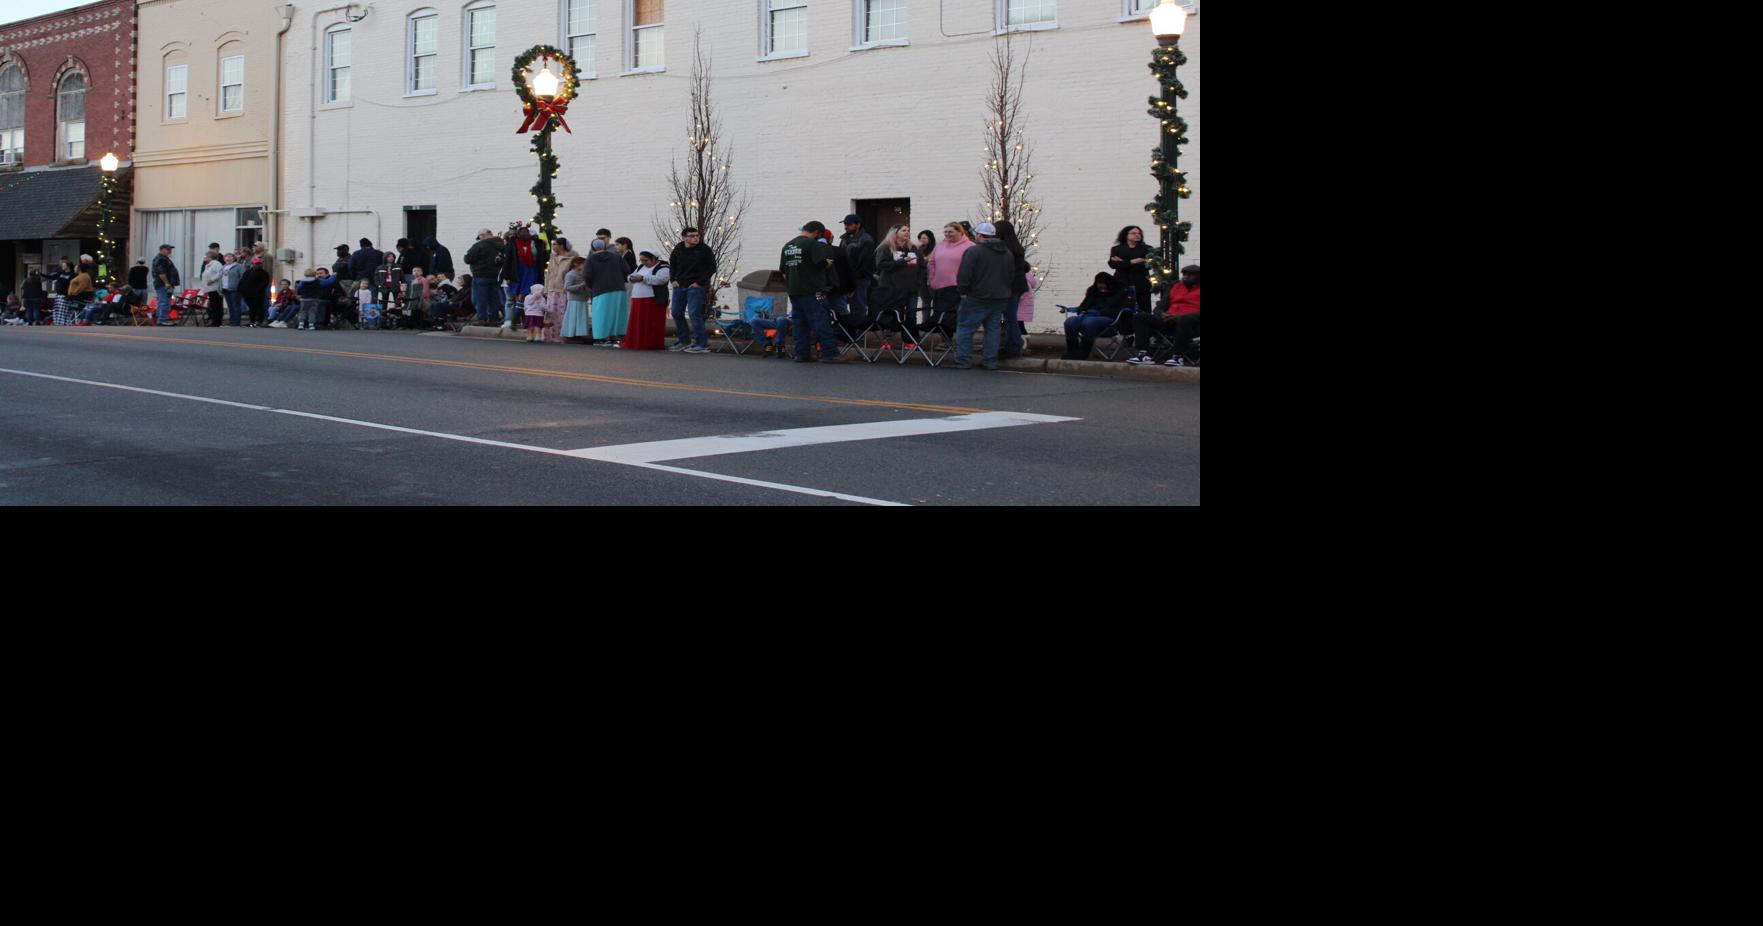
[0,149,17,166]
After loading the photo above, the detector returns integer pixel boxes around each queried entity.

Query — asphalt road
[0,325,1200,505]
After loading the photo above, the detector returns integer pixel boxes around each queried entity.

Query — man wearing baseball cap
[152,243,180,326]
[779,221,845,362]
[839,214,875,325]
[952,222,1015,370]
[1126,264,1200,366]
[462,229,505,324]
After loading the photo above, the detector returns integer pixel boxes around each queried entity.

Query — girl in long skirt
[561,256,592,339]
[625,249,670,350]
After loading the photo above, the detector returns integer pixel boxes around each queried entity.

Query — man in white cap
[462,228,505,325]
[953,222,1015,370]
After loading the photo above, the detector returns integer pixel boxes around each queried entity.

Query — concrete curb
[999,356,1200,382]
[458,324,531,340]
[449,325,1198,382]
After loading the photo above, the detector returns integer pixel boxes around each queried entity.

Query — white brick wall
[283,1,1199,328]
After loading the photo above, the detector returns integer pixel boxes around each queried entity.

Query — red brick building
[0,0,136,293]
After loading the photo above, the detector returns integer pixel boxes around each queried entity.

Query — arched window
[57,72,86,161]
[165,56,188,120]
[218,43,245,113]
[0,65,22,164]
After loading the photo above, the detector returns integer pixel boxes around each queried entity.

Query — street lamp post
[512,46,578,248]
[1147,1,1190,297]
[98,151,120,285]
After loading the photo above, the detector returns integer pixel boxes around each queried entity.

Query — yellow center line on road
[25,328,991,415]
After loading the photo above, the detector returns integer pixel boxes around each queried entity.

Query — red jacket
[1164,283,1200,316]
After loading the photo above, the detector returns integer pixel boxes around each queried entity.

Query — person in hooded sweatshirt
[424,236,455,280]
[952,222,1015,370]
[240,256,272,328]
[586,238,631,346]
[1062,273,1129,360]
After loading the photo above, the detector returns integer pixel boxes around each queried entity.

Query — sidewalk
[453,324,1200,383]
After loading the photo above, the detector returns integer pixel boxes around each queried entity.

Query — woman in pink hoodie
[924,222,974,325]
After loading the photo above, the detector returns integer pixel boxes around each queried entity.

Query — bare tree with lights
[978,33,1047,288]
[653,27,751,297]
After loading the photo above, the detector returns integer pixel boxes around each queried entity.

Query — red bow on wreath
[516,98,573,135]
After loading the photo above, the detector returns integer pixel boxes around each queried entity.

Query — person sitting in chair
[1126,265,1200,366]
[1062,273,1129,360]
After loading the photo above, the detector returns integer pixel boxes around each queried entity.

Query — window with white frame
[409,11,438,93]
[1124,0,1157,15]
[0,64,20,164]
[326,26,351,102]
[628,0,664,71]
[219,54,244,112]
[859,0,907,45]
[57,72,86,160]
[164,63,187,119]
[762,0,807,58]
[565,0,597,75]
[999,0,1057,30]
[465,3,496,88]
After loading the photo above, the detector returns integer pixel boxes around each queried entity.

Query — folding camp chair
[870,302,928,366]
[915,304,960,368]
[710,295,759,355]
[129,293,156,326]
[740,296,793,357]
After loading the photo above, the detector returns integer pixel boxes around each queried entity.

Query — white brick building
[280,0,1200,329]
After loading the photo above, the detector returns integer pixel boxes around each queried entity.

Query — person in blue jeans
[952,222,1015,370]
[1061,273,1130,360]
[667,227,718,351]
[151,244,181,325]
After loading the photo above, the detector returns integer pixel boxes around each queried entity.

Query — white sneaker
[270,321,286,328]
[1126,351,1152,365]
[1164,355,1185,367]
[501,321,513,330]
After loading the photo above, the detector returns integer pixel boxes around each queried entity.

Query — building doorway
[854,198,910,242]
[405,206,436,248]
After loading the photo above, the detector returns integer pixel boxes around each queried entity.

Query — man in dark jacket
[151,244,180,325]
[839,214,875,324]
[462,229,504,324]
[127,260,150,291]
[667,227,717,351]
[953,222,1015,370]
[395,238,429,280]
[424,236,455,279]
[331,245,353,281]
[350,238,384,297]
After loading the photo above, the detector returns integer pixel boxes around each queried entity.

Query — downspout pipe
[270,3,294,282]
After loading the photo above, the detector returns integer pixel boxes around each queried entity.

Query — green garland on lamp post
[98,152,120,285]
[1145,6,1192,297]
[510,45,579,249]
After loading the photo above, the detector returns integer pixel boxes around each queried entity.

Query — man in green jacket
[780,221,845,363]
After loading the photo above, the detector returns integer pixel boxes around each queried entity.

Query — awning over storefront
[0,167,132,241]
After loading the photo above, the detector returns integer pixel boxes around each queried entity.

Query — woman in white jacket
[624,249,670,350]
[200,252,225,326]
